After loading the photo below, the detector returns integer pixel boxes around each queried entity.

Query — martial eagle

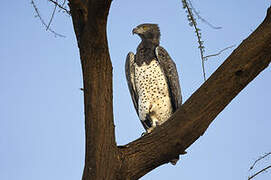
[125,23,182,139]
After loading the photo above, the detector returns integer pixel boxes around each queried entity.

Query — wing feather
[125,52,139,115]
[155,46,182,111]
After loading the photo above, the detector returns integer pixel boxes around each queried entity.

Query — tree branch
[47,0,58,31]
[120,7,271,179]
[204,45,235,60]
[31,0,65,37]
[250,152,271,170]
[48,0,70,15]
[182,0,206,81]
[249,165,271,180]
[187,0,222,29]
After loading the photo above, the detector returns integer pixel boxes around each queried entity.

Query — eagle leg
[146,116,159,133]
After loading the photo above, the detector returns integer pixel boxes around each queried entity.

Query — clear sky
[1,0,270,180]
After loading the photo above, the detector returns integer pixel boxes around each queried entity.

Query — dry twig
[204,45,235,61]
[250,152,271,170]
[182,0,206,81]
[48,0,70,15]
[31,0,66,37]
[248,152,271,180]
[249,165,271,180]
[47,0,58,30]
[188,0,222,29]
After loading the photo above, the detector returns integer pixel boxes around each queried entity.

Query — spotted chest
[134,59,173,127]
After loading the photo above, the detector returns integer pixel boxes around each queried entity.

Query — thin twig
[250,152,271,170]
[188,0,222,29]
[248,165,271,180]
[182,0,206,81]
[48,0,70,15]
[61,0,66,7]
[47,0,57,31]
[204,45,235,60]
[59,0,67,13]
[31,0,65,37]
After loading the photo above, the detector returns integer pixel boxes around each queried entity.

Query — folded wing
[125,52,139,115]
[155,46,182,111]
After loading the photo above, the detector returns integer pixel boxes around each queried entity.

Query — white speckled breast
[134,60,173,127]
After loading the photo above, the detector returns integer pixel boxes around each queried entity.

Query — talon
[141,132,148,136]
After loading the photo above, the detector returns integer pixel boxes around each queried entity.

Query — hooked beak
[132,28,138,35]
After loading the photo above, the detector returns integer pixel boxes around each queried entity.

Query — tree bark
[69,0,120,179]
[68,1,271,179]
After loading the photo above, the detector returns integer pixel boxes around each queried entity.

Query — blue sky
[0,0,270,179]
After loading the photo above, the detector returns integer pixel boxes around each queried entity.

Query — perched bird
[125,24,182,164]
[126,23,182,133]
[125,24,182,165]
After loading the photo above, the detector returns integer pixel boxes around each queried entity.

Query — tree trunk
[68,1,271,179]
[69,0,120,179]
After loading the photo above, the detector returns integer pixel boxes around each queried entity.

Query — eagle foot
[141,132,148,136]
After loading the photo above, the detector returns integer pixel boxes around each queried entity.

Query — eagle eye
[142,26,149,31]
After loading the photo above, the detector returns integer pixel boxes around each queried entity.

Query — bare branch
[47,0,57,31]
[204,45,236,60]
[182,0,206,81]
[61,0,67,7]
[48,0,71,15]
[31,0,65,37]
[250,152,271,170]
[188,0,222,29]
[248,165,271,180]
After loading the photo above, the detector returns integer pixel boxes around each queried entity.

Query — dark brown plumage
[133,24,160,66]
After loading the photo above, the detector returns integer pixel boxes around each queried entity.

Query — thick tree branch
[120,7,271,179]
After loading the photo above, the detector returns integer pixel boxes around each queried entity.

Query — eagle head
[132,23,160,43]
